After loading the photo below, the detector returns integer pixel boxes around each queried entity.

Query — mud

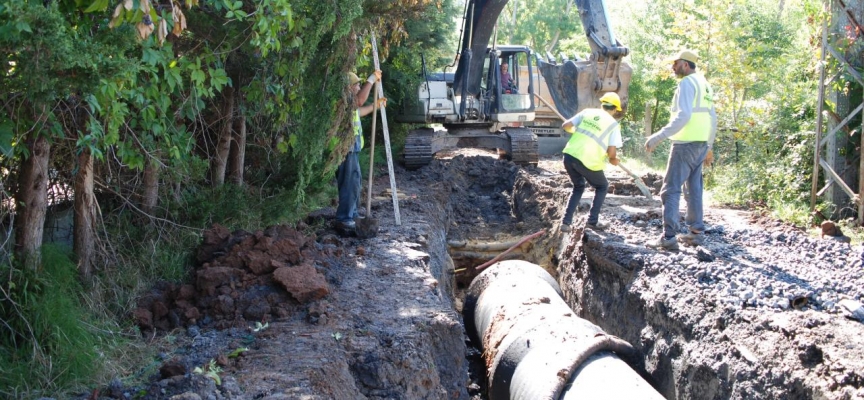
[99,151,864,400]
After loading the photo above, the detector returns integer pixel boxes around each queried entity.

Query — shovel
[615,161,653,200]
[355,83,380,239]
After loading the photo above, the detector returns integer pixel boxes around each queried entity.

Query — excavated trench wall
[439,160,677,399]
[508,170,687,398]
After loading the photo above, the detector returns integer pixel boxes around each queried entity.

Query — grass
[0,245,99,397]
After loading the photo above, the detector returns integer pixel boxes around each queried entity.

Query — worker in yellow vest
[336,70,384,235]
[645,49,717,250]
[559,92,623,232]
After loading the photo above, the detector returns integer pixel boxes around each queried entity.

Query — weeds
[0,245,98,397]
[193,359,223,385]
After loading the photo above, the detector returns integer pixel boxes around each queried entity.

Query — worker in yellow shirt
[560,92,623,232]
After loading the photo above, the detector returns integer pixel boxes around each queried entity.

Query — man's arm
[354,70,382,107]
[707,106,717,149]
[358,98,386,117]
[607,124,623,165]
[645,78,696,151]
[562,114,584,134]
[607,146,619,165]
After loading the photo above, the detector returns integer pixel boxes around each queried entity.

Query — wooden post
[811,2,828,213]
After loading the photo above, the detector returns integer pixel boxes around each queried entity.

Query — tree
[1,1,132,271]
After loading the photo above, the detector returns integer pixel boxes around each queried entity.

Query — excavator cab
[398,45,540,170]
[486,47,535,123]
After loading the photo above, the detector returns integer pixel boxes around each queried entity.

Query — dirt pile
[134,223,339,333]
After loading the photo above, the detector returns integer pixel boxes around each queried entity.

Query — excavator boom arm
[453,0,508,96]
[453,0,628,114]
[574,0,629,59]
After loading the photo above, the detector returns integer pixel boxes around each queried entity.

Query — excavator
[395,0,631,169]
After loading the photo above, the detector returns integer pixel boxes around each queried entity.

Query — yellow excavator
[395,0,631,169]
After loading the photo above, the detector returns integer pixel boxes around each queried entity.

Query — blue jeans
[660,142,708,238]
[336,151,361,222]
[562,154,608,225]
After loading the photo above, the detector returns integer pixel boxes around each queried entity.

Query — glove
[644,133,663,152]
[703,149,714,167]
[367,70,382,84]
[375,97,387,108]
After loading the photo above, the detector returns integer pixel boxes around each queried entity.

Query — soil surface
[85,149,864,400]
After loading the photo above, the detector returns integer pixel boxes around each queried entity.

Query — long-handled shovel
[355,83,380,239]
[615,161,653,200]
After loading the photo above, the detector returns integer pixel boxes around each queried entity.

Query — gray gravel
[627,218,864,317]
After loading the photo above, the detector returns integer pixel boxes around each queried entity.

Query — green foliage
[379,0,459,146]
[708,120,816,225]
[193,359,223,385]
[698,0,820,225]
[605,0,826,225]
[171,184,259,229]
[0,246,99,396]
[497,0,583,55]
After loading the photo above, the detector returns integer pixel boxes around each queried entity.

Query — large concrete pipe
[463,260,663,400]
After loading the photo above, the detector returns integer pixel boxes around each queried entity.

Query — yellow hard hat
[347,72,361,85]
[599,92,622,111]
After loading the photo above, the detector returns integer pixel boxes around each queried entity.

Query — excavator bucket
[536,57,632,120]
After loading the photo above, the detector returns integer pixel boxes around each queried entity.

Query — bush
[708,134,815,227]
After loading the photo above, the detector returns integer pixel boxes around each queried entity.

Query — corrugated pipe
[463,260,664,400]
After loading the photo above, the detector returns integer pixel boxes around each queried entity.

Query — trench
[426,154,674,399]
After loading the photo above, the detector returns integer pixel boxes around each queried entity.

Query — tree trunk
[74,147,97,279]
[14,134,50,269]
[228,114,246,185]
[209,86,235,186]
[141,156,159,214]
[546,30,560,56]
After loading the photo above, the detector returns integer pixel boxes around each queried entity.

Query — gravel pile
[621,214,864,319]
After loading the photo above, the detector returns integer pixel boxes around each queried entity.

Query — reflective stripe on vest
[352,109,364,152]
[669,73,714,142]
[562,109,618,171]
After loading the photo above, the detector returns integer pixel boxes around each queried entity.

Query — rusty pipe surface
[463,260,663,400]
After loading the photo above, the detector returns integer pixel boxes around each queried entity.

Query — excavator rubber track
[404,128,435,170]
[505,127,539,166]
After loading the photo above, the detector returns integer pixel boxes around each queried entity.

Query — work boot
[335,220,356,237]
[647,236,679,251]
[679,230,704,246]
[585,221,607,231]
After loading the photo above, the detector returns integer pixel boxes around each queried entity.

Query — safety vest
[351,109,364,152]
[669,73,714,142]
[562,109,618,171]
